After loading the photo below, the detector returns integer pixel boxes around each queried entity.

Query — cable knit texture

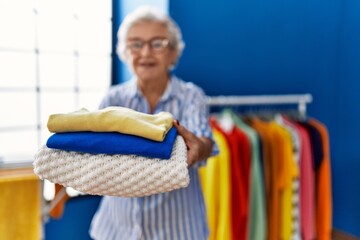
[33,136,189,197]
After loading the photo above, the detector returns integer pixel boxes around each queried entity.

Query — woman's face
[125,21,178,82]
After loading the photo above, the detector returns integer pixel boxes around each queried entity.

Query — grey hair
[117,6,185,65]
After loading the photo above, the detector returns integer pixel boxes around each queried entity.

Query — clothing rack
[206,93,313,117]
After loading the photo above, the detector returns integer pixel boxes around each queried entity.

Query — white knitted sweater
[33,136,189,197]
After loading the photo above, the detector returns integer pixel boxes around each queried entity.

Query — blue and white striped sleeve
[181,85,218,166]
[181,86,211,138]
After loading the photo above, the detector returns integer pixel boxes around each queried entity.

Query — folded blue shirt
[46,127,177,159]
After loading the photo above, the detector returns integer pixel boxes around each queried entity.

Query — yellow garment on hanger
[47,106,174,142]
[199,129,232,240]
[276,124,298,240]
[0,170,41,240]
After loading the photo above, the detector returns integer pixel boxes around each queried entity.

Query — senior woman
[90,6,214,240]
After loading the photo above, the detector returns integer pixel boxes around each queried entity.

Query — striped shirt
[89,76,212,240]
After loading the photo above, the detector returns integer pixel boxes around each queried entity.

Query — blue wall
[170,0,360,236]
[45,196,102,239]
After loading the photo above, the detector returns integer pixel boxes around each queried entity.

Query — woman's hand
[173,119,213,166]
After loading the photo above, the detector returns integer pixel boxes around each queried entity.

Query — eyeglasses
[126,38,170,54]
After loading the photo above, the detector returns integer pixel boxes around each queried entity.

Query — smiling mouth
[139,63,156,67]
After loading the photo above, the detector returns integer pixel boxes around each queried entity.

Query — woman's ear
[168,50,179,70]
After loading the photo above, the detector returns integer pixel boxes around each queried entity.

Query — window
[0,0,112,199]
[0,0,112,165]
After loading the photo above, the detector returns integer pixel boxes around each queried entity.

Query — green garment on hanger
[224,109,266,240]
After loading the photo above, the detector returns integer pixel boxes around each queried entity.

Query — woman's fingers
[173,119,193,139]
[173,119,200,166]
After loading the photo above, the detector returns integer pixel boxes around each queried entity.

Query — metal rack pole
[206,93,313,116]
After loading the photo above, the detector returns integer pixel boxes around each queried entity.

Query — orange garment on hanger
[308,118,332,240]
[249,119,286,240]
[49,184,69,219]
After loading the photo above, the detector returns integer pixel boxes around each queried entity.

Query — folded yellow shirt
[47,106,174,142]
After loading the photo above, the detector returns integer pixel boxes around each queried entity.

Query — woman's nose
[140,43,152,56]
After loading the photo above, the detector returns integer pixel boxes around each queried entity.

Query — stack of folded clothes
[33,106,190,197]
